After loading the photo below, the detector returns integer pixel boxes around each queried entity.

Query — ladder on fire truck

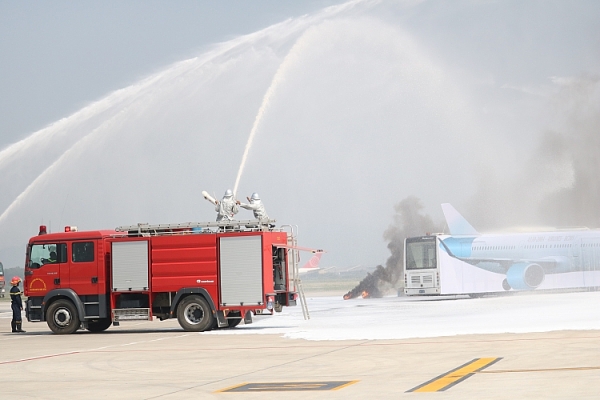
[282,225,310,320]
[115,219,277,235]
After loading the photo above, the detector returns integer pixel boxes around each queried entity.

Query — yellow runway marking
[408,357,502,392]
[478,366,600,374]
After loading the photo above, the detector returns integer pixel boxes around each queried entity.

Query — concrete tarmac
[2,302,600,399]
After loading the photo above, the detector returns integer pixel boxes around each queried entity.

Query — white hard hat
[250,192,260,201]
[224,189,233,197]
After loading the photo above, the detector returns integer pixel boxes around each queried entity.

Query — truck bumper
[404,287,440,296]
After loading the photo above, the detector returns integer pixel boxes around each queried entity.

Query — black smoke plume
[343,196,441,299]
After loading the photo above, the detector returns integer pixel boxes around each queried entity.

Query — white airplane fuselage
[404,204,600,295]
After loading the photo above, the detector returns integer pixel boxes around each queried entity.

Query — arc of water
[0,8,319,168]
[233,0,380,197]
[0,0,374,222]
[0,112,128,224]
[0,32,292,222]
[233,28,316,197]
[232,0,375,197]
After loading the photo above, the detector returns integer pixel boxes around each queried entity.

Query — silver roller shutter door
[220,236,263,306]
[112,241,149,291]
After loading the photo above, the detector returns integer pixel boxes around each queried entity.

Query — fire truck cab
[24,220,302,334]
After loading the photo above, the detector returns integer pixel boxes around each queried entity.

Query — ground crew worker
[215,189,239,221]
[238,192,269,220]
[10,276,26,333]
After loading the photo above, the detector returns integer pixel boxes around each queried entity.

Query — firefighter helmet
[10,276,21,285]
[250,192,260,201]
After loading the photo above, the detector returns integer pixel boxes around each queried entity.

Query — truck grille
[408,274,435,288]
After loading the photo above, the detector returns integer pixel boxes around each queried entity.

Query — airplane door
[582,238,600,287]
[572,237,580,264]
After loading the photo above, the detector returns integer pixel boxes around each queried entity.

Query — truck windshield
[405,237,437,270]
[28,243,60,268]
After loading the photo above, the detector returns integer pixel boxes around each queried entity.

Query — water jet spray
[233,26,315,196]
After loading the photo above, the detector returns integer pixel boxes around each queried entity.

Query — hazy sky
[0,0,341,148]
[1,0,599,269]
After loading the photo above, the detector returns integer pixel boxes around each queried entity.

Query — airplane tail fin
[441,203,479,235]
[300,251,323,270]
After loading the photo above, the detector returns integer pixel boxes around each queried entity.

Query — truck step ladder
[113,308,151,321]
[284,225,310,320]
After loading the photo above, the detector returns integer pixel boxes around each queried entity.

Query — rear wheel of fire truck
[87,318,112,333]
[177,295,214,332]
[46,299,80,334]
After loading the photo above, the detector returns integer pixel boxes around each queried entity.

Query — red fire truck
[25,220,307,334]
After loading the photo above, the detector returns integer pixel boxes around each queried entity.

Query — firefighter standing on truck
[238,192,269,220]
[10,276,26,333]
[215,189,239,221]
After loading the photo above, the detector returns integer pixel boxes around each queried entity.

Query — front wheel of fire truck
[177,295,214,332]
[46,299,80,334]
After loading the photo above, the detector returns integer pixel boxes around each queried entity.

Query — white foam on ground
[208,291,600,341]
